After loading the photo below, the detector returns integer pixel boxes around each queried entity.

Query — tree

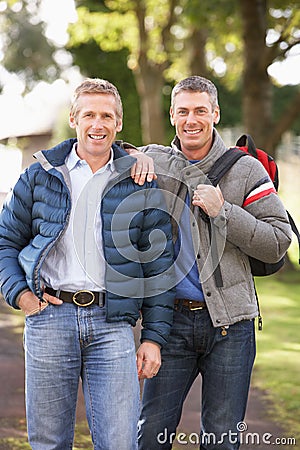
[2,0,299,155]
[70,40,143,144]
[0,0,62,91]
[69,0,300,152]
[68,0,192,144]
[239,0,300,155]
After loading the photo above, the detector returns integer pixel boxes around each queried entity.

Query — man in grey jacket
[133,76,292,450]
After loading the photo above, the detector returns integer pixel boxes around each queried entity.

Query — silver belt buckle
[73,290,95,306]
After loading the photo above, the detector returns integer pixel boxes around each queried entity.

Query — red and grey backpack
[207,134,300,277]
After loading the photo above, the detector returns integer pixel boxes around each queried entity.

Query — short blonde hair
[70,78,123,121]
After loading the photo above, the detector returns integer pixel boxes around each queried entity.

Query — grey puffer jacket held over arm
[141,129,292,327]
[0,139,175,348]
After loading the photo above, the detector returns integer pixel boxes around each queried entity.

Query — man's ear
[169,107,175,126]
[69,114,76,129]
[116,119,123,133]
[213,106,220,125]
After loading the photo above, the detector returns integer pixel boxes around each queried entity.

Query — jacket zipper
[33,172,72,299]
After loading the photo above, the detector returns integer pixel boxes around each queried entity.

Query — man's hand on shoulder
[127,147,157,185]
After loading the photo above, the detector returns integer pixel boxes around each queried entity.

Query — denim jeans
[24,302,140,450]
[138,305,256,450]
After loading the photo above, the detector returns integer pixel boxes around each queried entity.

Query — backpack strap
[208,146,300,266]
[207,147,248,186]
[236,134,258,158]
[286,211,300,264]
[203,148,248,289]
[236,134,280,190]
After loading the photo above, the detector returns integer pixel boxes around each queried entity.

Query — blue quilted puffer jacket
[0,139,175,347]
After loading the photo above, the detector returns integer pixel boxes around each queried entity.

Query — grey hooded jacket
[141,129,292,327]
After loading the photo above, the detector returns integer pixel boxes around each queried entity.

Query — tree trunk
[240,0,274,155]
[264,91,300,155]
[134,64,166,144]
[189,28,209,77]
[133,0,168,144]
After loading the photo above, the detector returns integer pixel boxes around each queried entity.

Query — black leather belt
[45,287,105,307]
[175,299,207,311]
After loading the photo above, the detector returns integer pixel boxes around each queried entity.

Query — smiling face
[170,91,220,160]
[69,92,122,170]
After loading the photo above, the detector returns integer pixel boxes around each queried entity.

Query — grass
[252,271,300,442]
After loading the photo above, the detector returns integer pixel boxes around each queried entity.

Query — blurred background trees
[0,0,69,90]
[69,0,300,153]
[1,0,300,153]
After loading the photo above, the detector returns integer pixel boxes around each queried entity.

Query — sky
[39,0,77,46]
[0,0,79,141]
[268,45,300,86]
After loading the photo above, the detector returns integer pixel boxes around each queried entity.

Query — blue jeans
[138,305,256,450]
[24,303,140,450]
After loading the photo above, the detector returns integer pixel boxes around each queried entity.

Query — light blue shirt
[40,144,115,292]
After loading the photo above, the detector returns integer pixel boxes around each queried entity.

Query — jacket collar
[34,138,137,174]
[170,128,228,173]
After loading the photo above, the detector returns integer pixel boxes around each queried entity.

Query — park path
[0,300,293,449]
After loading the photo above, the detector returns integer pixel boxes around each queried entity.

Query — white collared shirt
[40,144,115,292]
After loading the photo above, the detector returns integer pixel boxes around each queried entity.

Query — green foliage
[214,79,242,127]
[68,5,138,53]
[1,0,299,145]
[1,0,60,88]
[74,0,109,12]
[69,1,179,67]
[50,107,76,147]
[69,40,142,144]
[68,1,300,143]
[209,80,300,134]
[273,85,300,134]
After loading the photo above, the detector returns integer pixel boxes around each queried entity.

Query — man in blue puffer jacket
[0,78,175,450]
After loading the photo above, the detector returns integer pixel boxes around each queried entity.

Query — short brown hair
[70,78,123,121]
[171,76,219,111]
